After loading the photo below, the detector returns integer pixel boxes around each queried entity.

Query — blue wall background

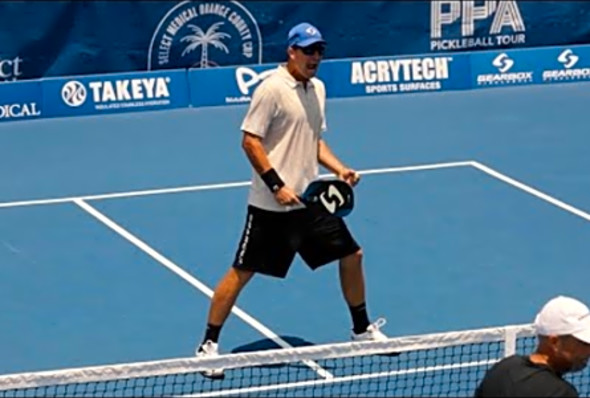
[1,1,590,82]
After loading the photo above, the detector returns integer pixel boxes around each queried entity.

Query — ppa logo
[492,53,514,73]
[148,0,262,70]
[430,1,526,51]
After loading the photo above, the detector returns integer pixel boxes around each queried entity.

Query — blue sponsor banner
[470,43,590,89]
[188,63,279,107]
[42,69,190,118]
[317,53,472,98]
[0,80,42,123]
[188,52,472,107]
[0,42,588,122]
[534,45,590,85]
[470,49,537,88]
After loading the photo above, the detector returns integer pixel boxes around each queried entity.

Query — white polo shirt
[241,65,327,212]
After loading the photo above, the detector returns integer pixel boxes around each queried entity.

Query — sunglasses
[295,44,326,56]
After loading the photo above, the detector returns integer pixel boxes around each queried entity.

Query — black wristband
[260,168,285,193]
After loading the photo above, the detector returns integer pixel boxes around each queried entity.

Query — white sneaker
[351,318,388,341]
[195,340,225,379]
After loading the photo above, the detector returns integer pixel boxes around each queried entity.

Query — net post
[503,326,518,357]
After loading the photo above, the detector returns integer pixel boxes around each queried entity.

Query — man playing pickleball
[195,22,387,379]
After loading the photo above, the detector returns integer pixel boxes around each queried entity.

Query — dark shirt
[475,355,578,397]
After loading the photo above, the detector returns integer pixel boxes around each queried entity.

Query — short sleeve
[314,78,327,134]
[240,83,277,138]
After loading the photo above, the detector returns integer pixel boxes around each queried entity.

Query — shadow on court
[231,336,317,354]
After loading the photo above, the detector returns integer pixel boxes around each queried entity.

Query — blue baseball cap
[288,22,326,48]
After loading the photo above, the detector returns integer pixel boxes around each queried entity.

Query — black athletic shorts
[232,205,361,278]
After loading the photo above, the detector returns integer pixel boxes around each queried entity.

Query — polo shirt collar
[276,64,315,89]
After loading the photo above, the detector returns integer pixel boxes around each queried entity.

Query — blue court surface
[0,81,589,377]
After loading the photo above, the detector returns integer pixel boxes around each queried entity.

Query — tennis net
[1,323,589,397]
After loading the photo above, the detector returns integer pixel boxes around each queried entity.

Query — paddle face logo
[148,0,263,70]
[319,185,345,214]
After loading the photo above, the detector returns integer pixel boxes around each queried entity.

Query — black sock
[203,323,222,344]
[349,303,370,334]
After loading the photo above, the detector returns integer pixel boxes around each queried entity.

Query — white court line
[72,199,333,380]
[357,160,472,176]
[472,161,590,223]
[0,161,473,209]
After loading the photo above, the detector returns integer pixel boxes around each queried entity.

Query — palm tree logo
[180,22,231,68]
